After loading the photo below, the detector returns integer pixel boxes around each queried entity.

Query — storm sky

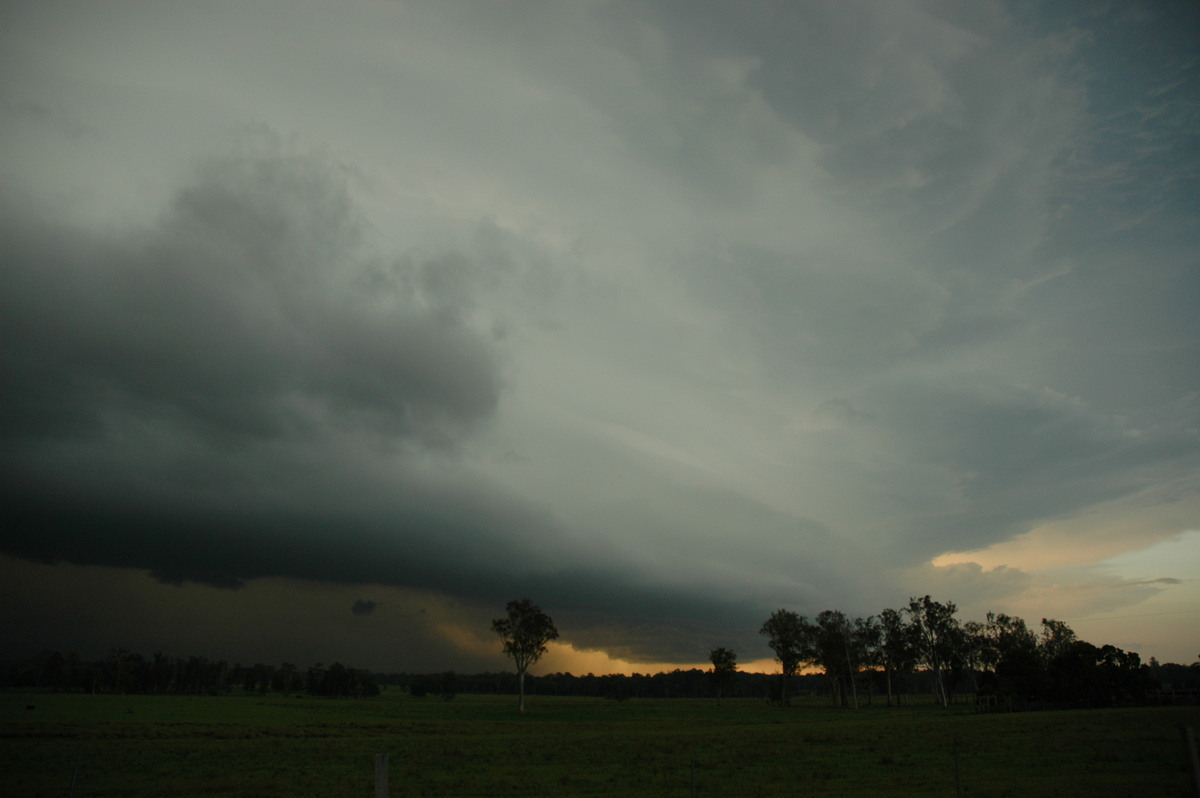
[2,0,1198,673]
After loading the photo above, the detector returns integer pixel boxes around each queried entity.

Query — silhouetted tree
[709,646,738,699]
[492,598,559,713]
[907,595,959,707]
[272,663,300,693]
[977,613,1042,702]
[807,611,878,709]
[759,609,813,706]
[323,662,351,696]
[852,615,880,705]
[813,610,854,707]
[878,607,917,706]
[1039,617,1077,662]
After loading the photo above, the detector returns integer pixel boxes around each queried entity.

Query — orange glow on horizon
[534,642,784,677]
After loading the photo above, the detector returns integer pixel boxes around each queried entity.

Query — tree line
[0,649,380,698]
[6,594,1196,710]
[754,595,1189,710]
[388,667,948,702]
[489,595,1198,712]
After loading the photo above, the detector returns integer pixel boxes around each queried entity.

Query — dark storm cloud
[0,144,522,585]
[0,408,565,590]
[0,142,818,661]
[1,150,499,449]
[506,476,894,662]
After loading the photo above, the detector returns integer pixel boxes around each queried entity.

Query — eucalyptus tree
[978,612,1042,699]
[1039,617,1077,662]
[980,612,1039,672]
[492,598,559,713]
[878,607,917,707]
[813,610,850,706]
[906,595,960,708]
[959,619,986,694]
[759,609,814,706]
[852,615,881,705]
[811,611,880,709]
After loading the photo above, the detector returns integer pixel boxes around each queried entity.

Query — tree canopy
[492,598,559,713]
[709,646,738,699]
[759,609,813,706]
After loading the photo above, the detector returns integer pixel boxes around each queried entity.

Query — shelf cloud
[2,0,1197,669]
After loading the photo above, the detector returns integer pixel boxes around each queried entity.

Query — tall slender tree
[811,611,877,709]
[492,598,559,713]
[814,610,853,707]
[851,615,880,707]
[878,607,917,707]
[907,595,959,708]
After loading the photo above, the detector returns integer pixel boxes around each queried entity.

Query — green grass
[2,690,1198,796]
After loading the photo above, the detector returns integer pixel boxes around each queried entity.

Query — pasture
[2,690,1197,796]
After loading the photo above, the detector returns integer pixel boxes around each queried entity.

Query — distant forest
[3,650,1197,710]
[5,596,1198,711]
[0,651,382,699]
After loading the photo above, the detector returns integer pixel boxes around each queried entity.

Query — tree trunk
[844,646,859,709]
[933,667,948,708]
[518,669,526,713]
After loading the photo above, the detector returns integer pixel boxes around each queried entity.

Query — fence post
[1184,727,1200,797]
[375,752,389,798]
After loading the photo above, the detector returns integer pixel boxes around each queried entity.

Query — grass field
[3,690,1198,797]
